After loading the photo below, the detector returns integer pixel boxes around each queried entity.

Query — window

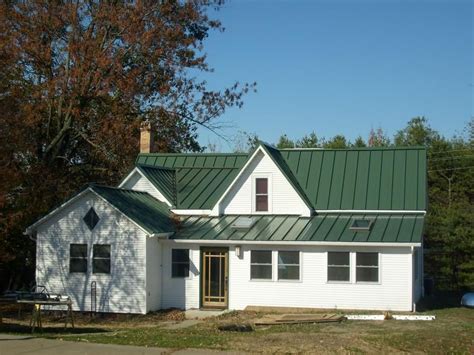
[93,244,111,274]
[83,207,99,231]
[70,244,87,273]
[327,252,350,282]
[349,219,373,231]
[278,251,300,280]
[356,252,379,282]
[172,249,190,278]
[255,178,268,212]
[250,251,272,280]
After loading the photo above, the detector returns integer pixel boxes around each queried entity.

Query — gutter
[149,232,174,239]
[161,239,421,248]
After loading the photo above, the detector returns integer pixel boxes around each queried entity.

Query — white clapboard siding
[228,245,413,311]
[121,171,169,204]
[146,236,162,312]
[36,191,148,314]
[160,244,200,309]
[220,150,311,216]
[159,243,414,312]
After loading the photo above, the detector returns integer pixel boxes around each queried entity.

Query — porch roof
[171,213,424,244]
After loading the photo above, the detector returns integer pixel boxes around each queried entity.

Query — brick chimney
[140,120,154,153]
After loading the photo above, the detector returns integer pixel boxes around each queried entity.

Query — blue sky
[196,0,472,151]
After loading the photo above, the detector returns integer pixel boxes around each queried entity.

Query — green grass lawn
[1,306,473,353]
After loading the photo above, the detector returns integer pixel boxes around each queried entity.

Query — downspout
[410,245,415,312]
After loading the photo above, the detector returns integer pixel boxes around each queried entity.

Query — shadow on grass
[0,322,109,335]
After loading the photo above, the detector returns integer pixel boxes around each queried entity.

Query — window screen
[277,251,300,280]
[328,252,350,282]
[255,178,268,212]
[93,244,111,274]
[172,249,190,278]
[250,250,272,279]
[70,244,87,273]
[356,252,379,282]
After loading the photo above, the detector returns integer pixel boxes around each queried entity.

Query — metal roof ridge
[277,146,427,151]
[137,152,249,157]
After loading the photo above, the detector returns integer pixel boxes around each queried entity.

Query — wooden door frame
[200,247,229,309]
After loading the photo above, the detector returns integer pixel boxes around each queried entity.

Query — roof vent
[83,207,99,231]
[231,217,256,230]
[349,218,373,231]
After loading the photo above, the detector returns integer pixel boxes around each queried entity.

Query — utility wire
[428,166,474,172]
[429,154,474,162]
[429,148,473,156]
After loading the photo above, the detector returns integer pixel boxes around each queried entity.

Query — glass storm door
[201,248,228,308]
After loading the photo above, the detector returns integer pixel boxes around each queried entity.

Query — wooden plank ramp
[254,313,344,325]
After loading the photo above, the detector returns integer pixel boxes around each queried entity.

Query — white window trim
[276,250,302,282]
[69,243,88,274]
[249,250,273,281]
[355,252,381,284]
[171,248,192,279]
[251,174,272,214]
[326,251,352,284]
[91,243,113,277]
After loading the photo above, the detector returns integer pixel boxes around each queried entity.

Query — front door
[201,248,228,308]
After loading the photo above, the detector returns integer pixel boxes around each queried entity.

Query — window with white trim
[250,250,272,280]
[172,249,190,278]
[327,252,350,282]
[356,252,379,282]
[70,244,87,273]
[93,244,111,274]
[277,251,300,280]
[255,178,268,212]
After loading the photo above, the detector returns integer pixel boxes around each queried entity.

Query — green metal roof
[136,154,247,209]
[136,153,248,169]
[135,144,427,212]
[172,213,424,243]
[90,185,174,234]
[137,165,176,205]
[260,143,314,209]
[279,147,427,210]
[175,168,240,209]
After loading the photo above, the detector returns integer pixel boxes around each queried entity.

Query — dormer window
[255,178,268,212]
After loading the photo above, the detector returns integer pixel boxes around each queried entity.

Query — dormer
[211,143,313,217]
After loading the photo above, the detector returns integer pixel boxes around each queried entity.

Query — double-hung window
[277,251,300,280]
[70,244,87,273]
[93,244,111,274]
[172,249,190,278]
[250,250,272,280]
[327,252,350,282]
[356,252,379,282]
[255,178,268,212]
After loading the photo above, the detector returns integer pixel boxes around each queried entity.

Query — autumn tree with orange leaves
[0,1,255,289]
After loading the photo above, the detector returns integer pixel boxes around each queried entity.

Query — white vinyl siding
[227,245,413,311]
[146,236,162,312]
[159,243,415,312]
[35,191,148,314]
[219,150,311,216]
[121,170,170,205]
[160,244,201,309]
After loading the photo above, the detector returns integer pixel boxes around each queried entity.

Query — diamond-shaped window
[83,208,99,231]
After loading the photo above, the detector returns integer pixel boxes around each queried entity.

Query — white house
[26,123,426,313]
